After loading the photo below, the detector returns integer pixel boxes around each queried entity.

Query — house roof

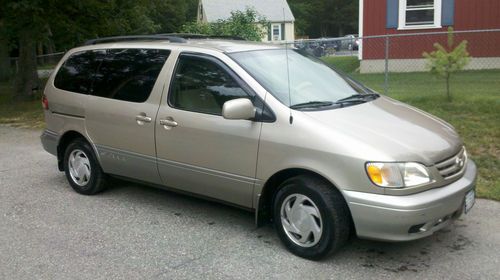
[200,0,295,22]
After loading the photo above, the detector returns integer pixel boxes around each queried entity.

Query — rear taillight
[42,94,49,110]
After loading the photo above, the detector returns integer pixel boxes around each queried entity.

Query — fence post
[384,36,390,95]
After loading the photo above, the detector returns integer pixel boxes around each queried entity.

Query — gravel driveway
[1,126,499,279]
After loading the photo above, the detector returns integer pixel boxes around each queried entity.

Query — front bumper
[343,160,477,241]
[40,129,58,156]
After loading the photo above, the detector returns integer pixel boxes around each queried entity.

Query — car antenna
[283,8,293,125]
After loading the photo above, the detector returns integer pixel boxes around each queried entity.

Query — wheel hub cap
[68,149,91,186]
[280,194,323,247]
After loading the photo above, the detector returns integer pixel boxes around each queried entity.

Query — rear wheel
[63,138,107,195]
[273,175,350,260]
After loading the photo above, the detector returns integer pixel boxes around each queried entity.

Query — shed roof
[200,0,295,22]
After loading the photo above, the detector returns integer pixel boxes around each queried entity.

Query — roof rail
[82,35,187,46]
[82,33,247,46]
[159,33,247,41]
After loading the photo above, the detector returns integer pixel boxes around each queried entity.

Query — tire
[273,175,350,260]
[63,138,107,195]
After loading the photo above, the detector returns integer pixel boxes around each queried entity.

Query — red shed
[359,0,500,72]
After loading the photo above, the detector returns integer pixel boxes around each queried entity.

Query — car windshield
[229,49,372,109]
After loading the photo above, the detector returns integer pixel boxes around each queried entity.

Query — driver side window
[169,54,251,115]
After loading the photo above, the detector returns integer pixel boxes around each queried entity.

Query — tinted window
[92,49,170,103]
[169,55,250,115]
[54,50,104,94]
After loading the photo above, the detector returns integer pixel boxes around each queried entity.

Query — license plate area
[464,190,475,214]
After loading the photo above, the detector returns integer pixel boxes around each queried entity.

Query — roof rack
[83,35,187,46]
[82,33,246,46]
[159,33,247,41]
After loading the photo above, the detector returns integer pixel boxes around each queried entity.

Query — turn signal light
[367,165,383,184]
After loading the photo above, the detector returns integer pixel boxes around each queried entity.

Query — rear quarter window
[91,49,170,103]
[54,50,105,94]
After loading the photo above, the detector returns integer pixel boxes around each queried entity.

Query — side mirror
[222,98,256,120]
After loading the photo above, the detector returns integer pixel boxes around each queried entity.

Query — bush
[423,27,470,101]
[181,8,268,41]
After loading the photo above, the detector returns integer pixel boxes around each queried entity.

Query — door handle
[159,118,178,129]
[136,114,152,125]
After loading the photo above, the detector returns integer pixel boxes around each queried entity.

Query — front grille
[435,147,467,180]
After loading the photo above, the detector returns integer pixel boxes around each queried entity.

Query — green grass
[322,56,360,73]
[37,64,56,70]
[1,69,499,200]
[0,81,45,129]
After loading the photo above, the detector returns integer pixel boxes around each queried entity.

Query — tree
[181,8,268,41]
[1,0,171,99]
[288,0,358,38]
[423,27,470,101]
[3,0,46,100]
[0,20,11,81]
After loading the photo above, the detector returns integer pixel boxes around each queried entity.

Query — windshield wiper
[290,101,335,109]
[336,93,379,103]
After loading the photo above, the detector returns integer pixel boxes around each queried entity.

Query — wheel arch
[255,168,352,228]
[57,130,98,171]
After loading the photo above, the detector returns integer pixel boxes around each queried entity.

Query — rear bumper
[343,160,477,241]
[40,129,58,156]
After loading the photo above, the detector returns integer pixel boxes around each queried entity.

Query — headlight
[366,162,431,188]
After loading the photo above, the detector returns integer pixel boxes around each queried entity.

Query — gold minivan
[41,35,476,260]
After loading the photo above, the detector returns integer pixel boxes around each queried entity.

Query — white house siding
[284,22,295,41]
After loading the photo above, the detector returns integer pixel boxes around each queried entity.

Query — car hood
[303,96,462,165]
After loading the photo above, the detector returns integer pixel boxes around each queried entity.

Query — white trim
[359,0,363,60]
[398,0,442,30]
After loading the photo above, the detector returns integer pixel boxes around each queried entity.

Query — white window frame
[272,24,282,41]
[398,0,442,30]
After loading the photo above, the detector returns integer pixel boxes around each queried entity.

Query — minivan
[41,35,476,260]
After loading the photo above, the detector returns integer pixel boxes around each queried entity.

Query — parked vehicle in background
[41,35,476,260]
[295,40,325,57]
[341,34,359,50]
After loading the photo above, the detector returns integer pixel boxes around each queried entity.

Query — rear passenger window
[169,54,251,115]
[54,50,104,94]
[92,49,170,103]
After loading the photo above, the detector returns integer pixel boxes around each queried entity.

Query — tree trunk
[37,41,44,66]
[14,30,39,100]
[0,32,10,82]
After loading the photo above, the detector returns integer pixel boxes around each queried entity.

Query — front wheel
[63,138,107,195]
[273,175,351,260]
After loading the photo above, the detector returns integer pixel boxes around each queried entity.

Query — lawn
[1,68,499,200]
[322,56,361,73]
[0,81,46,129]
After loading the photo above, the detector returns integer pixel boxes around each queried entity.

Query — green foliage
[423,27,471,101]
[0,0,199,97]
[289,0,358,37]
[0,0,199,52]
[181,8,269,41]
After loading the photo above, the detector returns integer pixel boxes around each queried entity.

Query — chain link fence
[285,29,500,95]
[8,51,65,79]
[4,29,500,93]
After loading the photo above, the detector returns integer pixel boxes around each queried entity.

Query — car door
[155,53,262,208]
[85,48,171,184]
